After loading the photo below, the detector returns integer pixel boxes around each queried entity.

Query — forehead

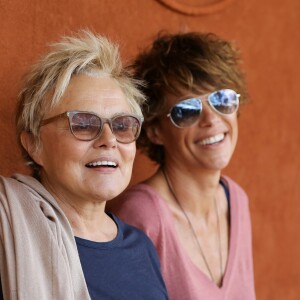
[49,74,131,116]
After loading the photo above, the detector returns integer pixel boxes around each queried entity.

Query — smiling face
[148,89,238,173]
[24,74,137,204]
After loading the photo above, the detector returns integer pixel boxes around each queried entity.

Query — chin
[209,158,232,171]
[91,175,130,198]
[103,185,129,201]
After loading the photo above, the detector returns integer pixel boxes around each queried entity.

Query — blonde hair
[16,30,145,178]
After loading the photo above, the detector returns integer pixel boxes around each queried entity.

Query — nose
[199,101,220,126]
[93,123,117,148]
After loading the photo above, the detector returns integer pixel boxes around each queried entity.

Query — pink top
[113,176,256,300]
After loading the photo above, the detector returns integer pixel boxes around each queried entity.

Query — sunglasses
[166,89,240,128]
[40,111,144,144]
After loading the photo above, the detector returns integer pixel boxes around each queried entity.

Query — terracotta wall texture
[0,0,299,298]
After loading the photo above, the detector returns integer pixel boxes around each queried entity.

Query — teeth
[198,133,225,145]
[87,161,117,167]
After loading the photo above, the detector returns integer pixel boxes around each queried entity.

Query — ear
[145,123,164,145]
[20,131,44,166]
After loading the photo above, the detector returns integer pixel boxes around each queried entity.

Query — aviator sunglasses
[167,89,240,128]
[40,111,144,144]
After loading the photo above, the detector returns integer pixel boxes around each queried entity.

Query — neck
[161,166,225,285]
[160,165,221,217]
[53,194,116,242]
[41,176,117,242]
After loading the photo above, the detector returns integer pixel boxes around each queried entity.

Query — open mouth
[198,133,225,146]
[85,161,118,168]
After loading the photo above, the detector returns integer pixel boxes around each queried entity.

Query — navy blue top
[0,214,167,300]
[75,213,168,300]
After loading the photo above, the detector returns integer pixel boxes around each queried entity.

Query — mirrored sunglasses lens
[209,89,239,114]
[70,113,101,140]
[170,98,201,127]
[112,116,140,143]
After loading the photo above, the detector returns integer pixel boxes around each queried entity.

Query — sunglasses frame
[167,89,240,128]
[40,110,144,144]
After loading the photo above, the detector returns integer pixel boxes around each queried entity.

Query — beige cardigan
[0,174,91,300]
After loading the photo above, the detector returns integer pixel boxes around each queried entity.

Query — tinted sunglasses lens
[208,89,239,114]
[112,116,141,143]
[170,98,202,127]
[70,113,101,140]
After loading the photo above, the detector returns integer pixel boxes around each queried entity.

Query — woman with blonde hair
[0,31,167,299]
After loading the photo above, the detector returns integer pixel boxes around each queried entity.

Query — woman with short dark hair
[112,32,256,300]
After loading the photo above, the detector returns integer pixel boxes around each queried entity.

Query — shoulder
[0,175,22,190]
[0,174,69,229]
[110,184,166,243]
[0,174,58,208]
[221,175,248,201]
[221,175,252,219]
[113,213,148,238]
[111,213,157,250]
[112,183,164,218]
[0,174,32,202]
[222,176,252,225]
[120,183,162,203]
[0,174,45,196]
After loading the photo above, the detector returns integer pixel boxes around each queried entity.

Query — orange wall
[1,0,299,298]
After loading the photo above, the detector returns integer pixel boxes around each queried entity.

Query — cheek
[120,144,136,165]
[39,133,86,168]
[232,117,238,136]
[162,126,185,146]
[229,116,239,149]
